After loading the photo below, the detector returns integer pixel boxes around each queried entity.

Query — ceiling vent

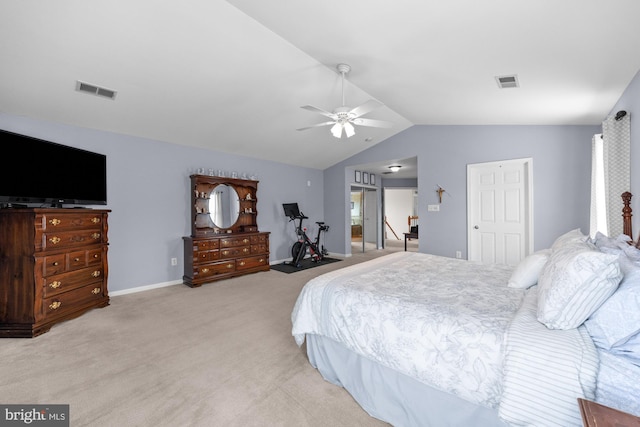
[76,80,117,100]
[495,75,519,89]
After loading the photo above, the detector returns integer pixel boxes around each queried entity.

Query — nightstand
[578,398,640,427]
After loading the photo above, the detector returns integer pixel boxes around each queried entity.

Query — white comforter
[291,251,523,408]
[291,252,601,426]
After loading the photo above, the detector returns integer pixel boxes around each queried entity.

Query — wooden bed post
[622,191,633,242]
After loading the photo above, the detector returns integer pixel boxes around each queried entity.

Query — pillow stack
[584,232,640,365]
[536,230,622,330]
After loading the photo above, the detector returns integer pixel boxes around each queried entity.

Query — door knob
[474,225,479,229]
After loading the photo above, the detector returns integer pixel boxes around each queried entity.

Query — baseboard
[110,279,183,297]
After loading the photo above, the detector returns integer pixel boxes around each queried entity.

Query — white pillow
[537,241,622,330]
[508,249,551,289]
[550,228,588,252]
[585,252,640,348]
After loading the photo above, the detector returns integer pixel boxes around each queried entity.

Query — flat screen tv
[0,129,107,207]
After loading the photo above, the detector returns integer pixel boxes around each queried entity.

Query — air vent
[76,80,117,100]
[495,75,519,89]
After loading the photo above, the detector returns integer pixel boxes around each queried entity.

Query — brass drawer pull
[259,258,264,263]
[49,236,61,245]
[227,263,233,269]
[74,257,80,262]
[222,250,229,256]
[243,248,249,253]
[91,270,101,278]
[201,268,210,273]
[243,238,250,244]
[53,261,59,266]
[91,287,101,295]
[91,233,101,240]
[238,261,245,266]
[49,301,62,310]
[93,254,99,259]
[91,217,101,224]
[49,218,61,226]
[49,281,62,289]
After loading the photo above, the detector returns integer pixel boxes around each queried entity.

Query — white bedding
[292,251,523,408]
[291,251,602,426]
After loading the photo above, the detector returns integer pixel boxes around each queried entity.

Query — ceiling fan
[297,63,393,139]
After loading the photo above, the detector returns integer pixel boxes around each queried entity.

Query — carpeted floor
[0,247,401,426]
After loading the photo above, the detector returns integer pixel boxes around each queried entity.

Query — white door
[363,188,378,249]
[467,158,533,265]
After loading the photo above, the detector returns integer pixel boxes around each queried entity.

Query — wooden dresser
[183,232,270,287]
[183,175,270,287]
[0,208,110,337]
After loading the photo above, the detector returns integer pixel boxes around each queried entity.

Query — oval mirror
[209,184,239,229]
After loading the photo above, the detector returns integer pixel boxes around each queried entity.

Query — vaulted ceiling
[1,1,639,171]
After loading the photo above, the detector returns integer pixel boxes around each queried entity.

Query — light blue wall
[0,113,324,292]
[4,68,639,292]
[325,125,600,259]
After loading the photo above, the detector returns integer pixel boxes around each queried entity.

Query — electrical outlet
[171,257,178,266]
[455,251,462,259]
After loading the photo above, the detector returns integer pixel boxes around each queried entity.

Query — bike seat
[316,221,324,225]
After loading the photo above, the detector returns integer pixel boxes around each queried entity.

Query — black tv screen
[0,129,107,207]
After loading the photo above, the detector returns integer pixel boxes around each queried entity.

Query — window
[590,134,607,237]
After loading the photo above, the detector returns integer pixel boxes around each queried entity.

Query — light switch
[427,204,440,212]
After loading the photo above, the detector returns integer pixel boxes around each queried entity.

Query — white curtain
[602,113,631,235]
[589,134,607,237]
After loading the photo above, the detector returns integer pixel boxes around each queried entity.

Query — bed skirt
[306,334,507,427]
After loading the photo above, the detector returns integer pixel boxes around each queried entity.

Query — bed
[291,194,640,426]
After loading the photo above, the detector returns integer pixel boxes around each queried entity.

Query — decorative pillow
[550,228,588,252]
[508,249,551,289]
[585,251,640,348]
[537,241,622,330]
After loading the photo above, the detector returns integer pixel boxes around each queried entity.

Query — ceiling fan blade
[352,118,393,128]
[296,121,336,131]
[300,105,336,119]
[349,99,383,118]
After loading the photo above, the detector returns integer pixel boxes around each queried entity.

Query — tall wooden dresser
[183,175,270,287]
[0,208,110,337]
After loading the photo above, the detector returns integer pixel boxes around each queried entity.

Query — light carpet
[0,247,400,426]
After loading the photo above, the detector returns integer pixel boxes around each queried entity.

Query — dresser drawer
[220,236,252,248]
[87,248,103,266]
[220,246,251,259]
[42,267,104,298]
[236,255,269,271]
[40,229,104,251]
[42,253,67,276]
[195,261,235,279]
[194,249,220,263]
[250,234,268,244]
[38,212,105,232]
[43,282,106,318]
[251,244,268,254]
[195,239,219,251]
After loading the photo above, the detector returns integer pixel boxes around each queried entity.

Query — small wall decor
[363,172,369,185]
[370,174,376,185]
[355,170,361,183]
[436,185,449,203]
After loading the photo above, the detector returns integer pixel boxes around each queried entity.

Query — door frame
[467,157,534,263]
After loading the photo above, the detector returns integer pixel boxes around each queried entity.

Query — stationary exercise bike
[283,203,329,268]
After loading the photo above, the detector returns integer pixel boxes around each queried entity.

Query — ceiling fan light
[344,122,355,138]
[330,122,343,138]
[389,165,402,173]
